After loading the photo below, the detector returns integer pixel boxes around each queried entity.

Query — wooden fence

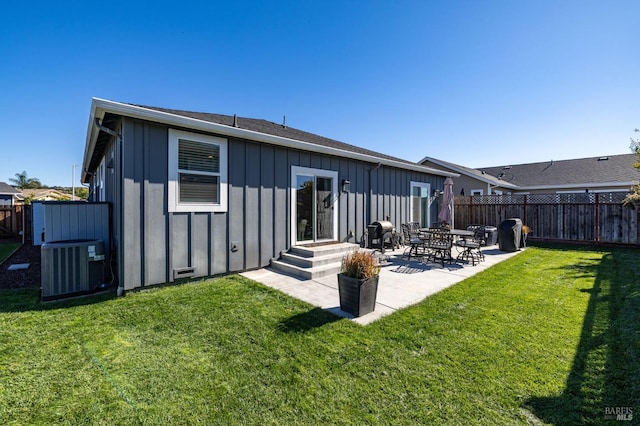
[454,192,639,246]
[0,205,33,241]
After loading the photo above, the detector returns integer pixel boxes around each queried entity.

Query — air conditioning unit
[41,239,106,300]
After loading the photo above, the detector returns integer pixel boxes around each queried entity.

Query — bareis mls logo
[604,407,633,421]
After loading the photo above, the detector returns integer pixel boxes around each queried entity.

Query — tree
[624,129,640,205]
[8,171,42,189]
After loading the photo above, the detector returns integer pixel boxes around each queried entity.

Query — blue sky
[1,1,638,187]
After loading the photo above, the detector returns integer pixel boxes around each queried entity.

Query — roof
[21,188,71,200]
[0,182,21,195]
[419,156,519,189]
[421,154,639,191]
[477,154,638,189]
[82,98,457,182]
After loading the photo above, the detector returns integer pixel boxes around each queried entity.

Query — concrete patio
[241,245,525,325]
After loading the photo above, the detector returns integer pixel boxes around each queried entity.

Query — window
[470,189,483,196]
[169,129,228,212]
[410,181,431,227]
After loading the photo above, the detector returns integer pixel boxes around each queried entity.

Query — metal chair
[456,225,485,266]
[401,223,427,260]
[425,228,454,266]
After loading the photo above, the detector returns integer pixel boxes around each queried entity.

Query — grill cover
[498,218,523,252]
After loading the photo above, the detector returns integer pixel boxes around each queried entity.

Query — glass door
[296,175,314,241]
[292,167,338,244]
[410,181,431,228]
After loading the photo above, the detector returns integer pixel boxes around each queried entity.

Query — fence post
[469,195,473,224]
[595,193,600,243]
[523,194,527,225]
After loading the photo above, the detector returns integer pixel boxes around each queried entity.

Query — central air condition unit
[41,239,106,301]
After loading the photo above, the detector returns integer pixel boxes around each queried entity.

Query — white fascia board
[84,98,458,179]
[81,99,107,182]
[420,156,517,188]
[518,182,636,191]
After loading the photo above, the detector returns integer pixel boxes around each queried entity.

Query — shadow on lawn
[525,248,640,424]
[0,288,117,313]
[277,307,343,333]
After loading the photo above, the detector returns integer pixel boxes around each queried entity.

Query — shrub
[340,250,380,280]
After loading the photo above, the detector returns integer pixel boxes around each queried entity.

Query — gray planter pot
[337,273,379,317]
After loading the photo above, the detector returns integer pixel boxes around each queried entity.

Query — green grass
[0,243,20,264]
[0,244,638,424]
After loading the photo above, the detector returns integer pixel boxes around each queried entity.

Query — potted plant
[337,250,381,317]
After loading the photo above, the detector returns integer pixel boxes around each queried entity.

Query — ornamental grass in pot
[338,250,381,317]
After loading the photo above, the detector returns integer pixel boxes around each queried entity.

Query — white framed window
[410,181,431,228]
[168,129,228,212]
[471,189,483,196]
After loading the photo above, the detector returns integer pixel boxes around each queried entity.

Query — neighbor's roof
[419,156,519,189]
[477,154,638,189]
[82,98,457,182]
[0,182,21,195]
[421,154,638,191]
[21,188,71,200]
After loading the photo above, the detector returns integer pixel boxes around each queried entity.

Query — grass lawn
[0,244,638,424]
[0,243,20,264]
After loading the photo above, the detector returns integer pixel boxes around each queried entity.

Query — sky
[1,1,638,187]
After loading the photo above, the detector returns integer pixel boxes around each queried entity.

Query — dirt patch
[0,243,41,290]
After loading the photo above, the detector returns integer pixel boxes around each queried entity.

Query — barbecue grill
[366,220,395,254]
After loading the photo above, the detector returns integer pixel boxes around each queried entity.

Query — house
[420,154,639,196]
[21,188,72,202]
[0,182,21,206]
[81,98,457,292]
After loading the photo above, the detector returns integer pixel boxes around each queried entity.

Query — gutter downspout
[94,118,125,297]
[367,162,382,227]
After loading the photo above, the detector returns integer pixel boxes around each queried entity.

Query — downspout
[94,118,125,297]
[368,162,382,226]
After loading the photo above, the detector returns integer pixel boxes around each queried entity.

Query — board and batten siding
[109,117,443,290]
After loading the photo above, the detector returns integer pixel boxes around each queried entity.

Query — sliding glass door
[410,181,431,228]
[292,167,338,244]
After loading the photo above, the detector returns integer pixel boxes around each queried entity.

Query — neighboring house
[21,188,72,202]
[0,182,21,206]
[420,154,639,196]
[81,98,457,291]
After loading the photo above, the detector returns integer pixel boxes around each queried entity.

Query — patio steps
[270,243,360,280]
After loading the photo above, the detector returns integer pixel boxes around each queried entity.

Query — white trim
[470,189,484,196]
[409,181,431,227]
[290,166,339,246]
[555,188,629,194]
[168,129,228,213]
[83,98,457,182]
[519,182,636,191]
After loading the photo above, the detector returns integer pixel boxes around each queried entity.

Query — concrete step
[290,243,359,258]
[270,260,342,280]
[281,251,348,268]
[271,242,361,279]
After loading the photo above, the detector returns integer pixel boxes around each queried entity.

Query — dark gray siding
[104,117,444,290]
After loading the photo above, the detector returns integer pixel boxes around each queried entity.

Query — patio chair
[425,228,454,267]
[401,223,427,260]
[456,225,485,266]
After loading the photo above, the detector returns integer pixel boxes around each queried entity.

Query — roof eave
[83,98,458,180]
[420,156,516,188]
